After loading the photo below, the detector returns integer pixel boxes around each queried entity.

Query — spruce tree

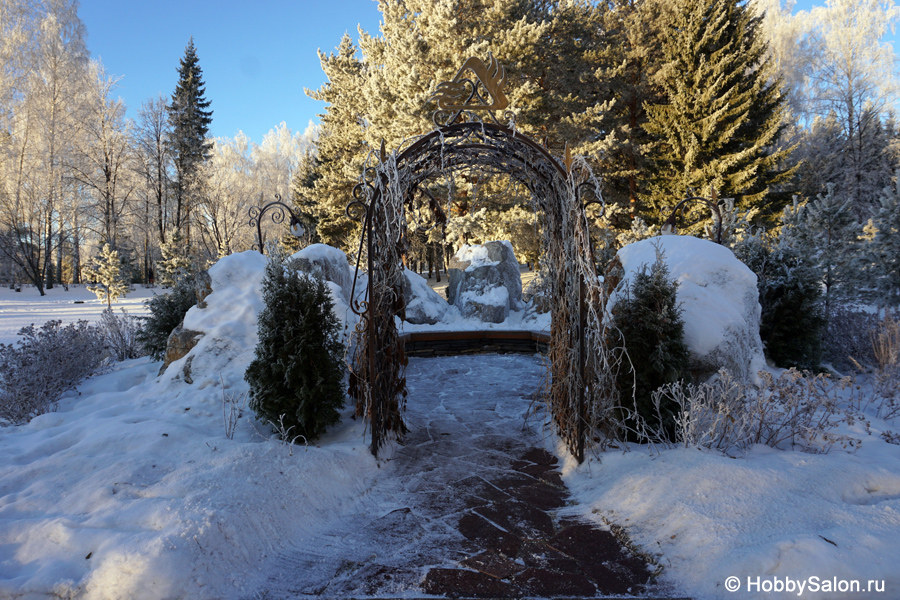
[643,0,793,223]
[611,251,690,438]
[781,185,857,313]
[733,233,825,369]
[168,37,213,238]
[861,181,900,307]
[245,259,346,442]
[85,244,129,308]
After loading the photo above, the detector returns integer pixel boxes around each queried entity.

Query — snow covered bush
[98,308,147,362]
[244,257,346,442]
[610,250,690,438]
[649,368,857,455]
[137,278,198,360]
[0,320,106,426]
[870,313,900,421]
[733,233,825,369]
[821,305,878,371]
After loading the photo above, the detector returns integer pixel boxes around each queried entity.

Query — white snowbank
[615,235,766,380]
[562,430,900,600]
[0,251,375,600]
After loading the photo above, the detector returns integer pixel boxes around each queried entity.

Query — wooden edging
[399,330,550,357]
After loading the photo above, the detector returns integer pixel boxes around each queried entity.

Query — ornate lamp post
[661,188,724,245]
[247,194,306,254]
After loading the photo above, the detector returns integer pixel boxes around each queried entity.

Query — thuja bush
[733,235,825,369]
[0,320,106,425]
[245,258,346,442]
[137,278,197,360]
[610,251,691,438]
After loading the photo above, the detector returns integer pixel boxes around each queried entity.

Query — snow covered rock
[614,236,765,381]
[401,268,451,325]
[290,243,353,302]
[448,241,523,324]
[160,324,204,376]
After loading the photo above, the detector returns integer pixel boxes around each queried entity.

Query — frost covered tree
[860,181,900,307]
[301,34,368,250]
[167,37,212,240]
[781,185,857,312]
[245,258,346,442]
[643,0,793,221]
[85,243,128,308]
[156,229,193,287]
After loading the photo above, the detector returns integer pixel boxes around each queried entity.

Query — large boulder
[401,268,451,325]
[290,244,353,301]
[614,235,766,382]
[448,241,523,324]
[159,324,204,377]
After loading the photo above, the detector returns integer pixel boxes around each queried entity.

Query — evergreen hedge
[137,279,198,360]
[245,258,345,442]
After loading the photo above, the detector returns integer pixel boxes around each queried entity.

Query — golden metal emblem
[431,52,509,112]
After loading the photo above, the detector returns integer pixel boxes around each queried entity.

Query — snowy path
[244,354,655,599]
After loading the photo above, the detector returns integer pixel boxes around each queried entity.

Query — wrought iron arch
[347,56,617,462]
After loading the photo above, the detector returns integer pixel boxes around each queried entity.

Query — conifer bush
[245,258,346,442]
[733,235,825,369]
[610,251,690,438]
[137,278,198,360]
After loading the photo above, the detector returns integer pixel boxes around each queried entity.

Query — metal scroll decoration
[661,188,725,245]
[346,54,619,462]
[248,195,305,254]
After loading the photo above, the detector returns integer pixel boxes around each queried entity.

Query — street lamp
[248,194,305,254]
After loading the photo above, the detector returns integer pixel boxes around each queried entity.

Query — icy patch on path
[245,354,550,598]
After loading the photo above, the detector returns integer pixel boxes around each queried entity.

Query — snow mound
[0,250,374,600]
[615,236,766,381]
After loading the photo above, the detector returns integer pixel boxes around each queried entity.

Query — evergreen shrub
[733,235,825,369]
[245,258,346,442]
[610,250,690,438]
[137,279,197,360]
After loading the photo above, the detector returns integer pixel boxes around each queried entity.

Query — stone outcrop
[401,269,451,325]
[290,244,353,301]
[159,325,204,377]
[448,241,523,324]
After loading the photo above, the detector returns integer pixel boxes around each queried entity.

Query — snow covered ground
[0,250,899,599]
[0,284,155,346]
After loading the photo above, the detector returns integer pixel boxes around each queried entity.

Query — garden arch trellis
[346,55,617,462]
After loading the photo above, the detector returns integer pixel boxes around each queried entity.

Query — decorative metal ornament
[346,53,617,463]
[430,52,513,127]
[661,187,724,245]
[248,195,306,254]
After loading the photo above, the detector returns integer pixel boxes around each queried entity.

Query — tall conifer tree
[168,37,213,239]
[643,0,793,223]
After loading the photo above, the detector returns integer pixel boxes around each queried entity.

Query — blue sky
[79,0,383,144]
[79,1,893,145]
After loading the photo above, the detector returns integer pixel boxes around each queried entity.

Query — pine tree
[156,229,194,288]
[610,250,690,438]
[861,181,900,307]
[245,258,346,442]
[167,37,213,239]
[301,34,368,250]
[85,244,129,308]
[643,0,793,223]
